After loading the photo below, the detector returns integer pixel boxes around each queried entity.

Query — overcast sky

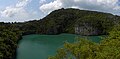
[0,0,120,22]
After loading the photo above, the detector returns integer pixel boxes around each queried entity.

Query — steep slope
[20,8,120,35]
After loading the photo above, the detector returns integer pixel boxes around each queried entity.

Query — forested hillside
[0,25,22,59]
[48,25,120,59]
[0,8,120,59]
[13,8,120,35]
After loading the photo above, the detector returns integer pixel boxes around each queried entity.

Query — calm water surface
[16,33,102,59]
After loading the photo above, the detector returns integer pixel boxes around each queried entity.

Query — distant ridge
[1,8,120,35]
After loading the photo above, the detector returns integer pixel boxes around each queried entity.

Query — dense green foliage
[48,25,120,59]
[37,8,119,35]
[4,8,120,35]
[0,8,120,59]
[0,25,22,59]
[77,15,114,34]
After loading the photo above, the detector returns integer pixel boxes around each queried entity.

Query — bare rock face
[75,25,102,36]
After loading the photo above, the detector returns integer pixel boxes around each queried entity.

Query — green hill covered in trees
[0,8,120,59]
[20,8,120,35]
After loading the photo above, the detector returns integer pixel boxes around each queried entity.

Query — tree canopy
[48,25,120,59]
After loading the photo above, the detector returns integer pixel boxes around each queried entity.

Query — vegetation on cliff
[0,8,120,59]
[4,8,120,35]
[48,25,120,59]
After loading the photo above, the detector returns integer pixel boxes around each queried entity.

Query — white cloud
[1,7,22,17]
[39,0,120,15]
[40,0,62,14]
[0,0,31,18]
[16,0,30,7]
[1,0,120,22]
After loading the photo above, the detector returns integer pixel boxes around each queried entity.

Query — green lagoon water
[16,33,102,59]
